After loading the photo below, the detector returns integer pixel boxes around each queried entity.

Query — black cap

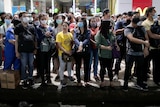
[103,8,110,16]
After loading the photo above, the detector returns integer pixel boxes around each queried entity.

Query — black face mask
[126,19,131,25]
[68,16,71,21]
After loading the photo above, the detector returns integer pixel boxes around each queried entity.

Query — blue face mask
[5,19,11,25]
[77,22,84,28]
[56,19,62,24]
[152,13,158,19]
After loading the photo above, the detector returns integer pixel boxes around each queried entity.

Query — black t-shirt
[14,23,36,52]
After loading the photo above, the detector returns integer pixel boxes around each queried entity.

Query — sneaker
[57,84,62,91]
[134,84,148,91]
[77,82,82,86]
[47,78,52,84]
[94,76,100,81]
[113,75,118,81]
[68,76,75,81]
[28,79,34,87]
[61,80,67,87]
[123,82,128,92]
[22,80,28,89]
[55,75,60,81]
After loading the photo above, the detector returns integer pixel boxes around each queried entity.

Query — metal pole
[52,0,54,14]
[94,0,97,14]
[30,0,33,12]
[73,0,76,13]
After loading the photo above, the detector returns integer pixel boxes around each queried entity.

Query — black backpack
[18,25,35,53]
[127,26,145,52]
[150,20,160,48]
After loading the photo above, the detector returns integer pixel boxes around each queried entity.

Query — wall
[115,0,132,15]
[153,0,160,14]
[4,0,12,13]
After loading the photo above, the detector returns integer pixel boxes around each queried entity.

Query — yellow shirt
[142,18,155,49]
[56,31,73,56]
[141,18,154,31]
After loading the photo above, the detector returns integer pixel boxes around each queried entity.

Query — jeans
[124,54,145,85]
[58,56,72,81]
[74,52,90,83]
[20,52,34,80]
[0,46,2,66]
[39,52,51,83]
[114,44,126,75]
[89,48,98,77]
[150,49,160,83]
[99,57,113,82]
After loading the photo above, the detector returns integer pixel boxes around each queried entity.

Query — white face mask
[40,20,47,25]
[97,21,101,26]
[22,17,29,23]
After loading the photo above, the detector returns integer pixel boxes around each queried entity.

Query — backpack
[150,20,160,48]
[18,25,35,52]
[38,26,55,52]
[127,26,145,52]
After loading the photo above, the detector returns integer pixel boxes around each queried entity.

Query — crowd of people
[0,6,160,91]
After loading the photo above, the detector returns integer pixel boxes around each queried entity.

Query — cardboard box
[0,70,20,89]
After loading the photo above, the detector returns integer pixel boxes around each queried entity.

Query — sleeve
[114,21,122,31]
[94,31,101,48]
[6,29,14,41]
[56,32,61,43]
[14,25,20,35]
[82,30,91,45]
[142,22,150,31]
[0,25,5,35]
[74,29,80,46]
[124,28,132,37]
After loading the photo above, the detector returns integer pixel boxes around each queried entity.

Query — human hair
[38,13,48,20]
[145,7,155,17]
[19,12,27,18]
[99,21,110,39]
[78,18,88,35]
[54,15,63,28]
[5,13,13,19]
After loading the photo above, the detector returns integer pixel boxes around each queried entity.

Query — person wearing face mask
[123,17,149,91]
[0,13,13,68]
[88,17,99,81]
[142,7,160,86]
[3,14,20,71]
[36,13,55,86]
[15,12,37,89]
[113,11,133,81]
[52,15,64,82]
[73,18,91,86]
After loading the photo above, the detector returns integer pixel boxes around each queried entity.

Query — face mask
[97,21,101,26]
[56,19,62,24]
[77,22,84,28]
[91,23,97,28]
[40,20,47,25]
[126,19,131,25]
[22,17,29,23]
[5,19,11,25]
[34,21,40,26]
[152,13,158,19]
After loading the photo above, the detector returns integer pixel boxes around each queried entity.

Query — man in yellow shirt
[142,7,160,86]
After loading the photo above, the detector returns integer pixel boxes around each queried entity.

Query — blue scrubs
[4,28,20,70]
